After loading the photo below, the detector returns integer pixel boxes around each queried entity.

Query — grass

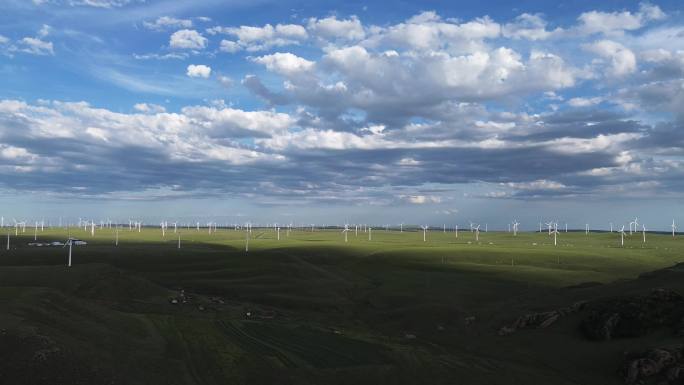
[1,226,683,384]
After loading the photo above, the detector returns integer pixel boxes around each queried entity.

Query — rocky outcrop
[622,345,684,384]
[581,289,684,340]
[498,301,586,335]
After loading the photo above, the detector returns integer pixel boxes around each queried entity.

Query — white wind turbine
[421,225,428,242]
[245,229,249,252]
[474,225,481,241]
[672,220,677,238]
[619,225,626,247]
[342,224,349,243]
[64,237,74,267]
[276,227,280,241]
[585,224,589,235]
[512,220,520,236]
[629,217,638,236]
[178,232,181,249]
[368,227,372,241]
[642,224,646,243]
[455,225,458,238]
[551,224,559,246]
[115,227,119,246]
[545,221,553,235]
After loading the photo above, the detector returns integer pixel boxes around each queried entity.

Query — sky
[0,0,683,229]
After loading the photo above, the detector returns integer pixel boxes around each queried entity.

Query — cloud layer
[1,2,683,211]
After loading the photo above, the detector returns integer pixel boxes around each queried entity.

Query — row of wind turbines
[1,215,680,267]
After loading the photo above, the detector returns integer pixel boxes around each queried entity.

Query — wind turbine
[474,225,480,241]
[178,233,181,249]
[585,224,589,235]
[64,238,74,267]
[277,227,280,241]
[551,225,559,246]
[610,222,613,233]
[115,227,119,246]
[421,225,428,242]
[6,231,9,251]
[629,217,638,236]
[619,225,626,247]
[368,227,372,241]
[545,222,553,235]
[642,224,646,243]
[342,224,349,243]
[672,220,677,238]
[245,230,249,253]
[512,220,519,236]
[455,225,458,238]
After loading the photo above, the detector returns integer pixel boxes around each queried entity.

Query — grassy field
[1,226,683,384]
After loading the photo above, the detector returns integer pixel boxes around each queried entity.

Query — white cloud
[0,35,8,45]
[585,40,637,77]
[38,24,51,38]
[219,40,240,53]
[253,52,315,76]
[143,16,193,31]
[503,13,561,40]
[19,37,54,55]
[186,64,212,78]
[577,3,666,36]
[403,195,441,204]
[67,0,142,7]
[133,103,166,113]
[567,97,603,107]
[209,23,307,51]
[363,12,500,53]
[307,16,365,41]
[505,179,566,190]
[217,75,234,88]
[169,29,207,50]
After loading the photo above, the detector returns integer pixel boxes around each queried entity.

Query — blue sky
[0,0,683,229]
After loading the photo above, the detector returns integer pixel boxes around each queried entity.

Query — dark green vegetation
[1,227,683,384]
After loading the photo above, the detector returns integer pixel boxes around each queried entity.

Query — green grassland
[1,226,683,384]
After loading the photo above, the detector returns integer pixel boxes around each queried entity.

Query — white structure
[421,225,428,242]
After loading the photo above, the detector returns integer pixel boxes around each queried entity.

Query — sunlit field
[1,227,683,384]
